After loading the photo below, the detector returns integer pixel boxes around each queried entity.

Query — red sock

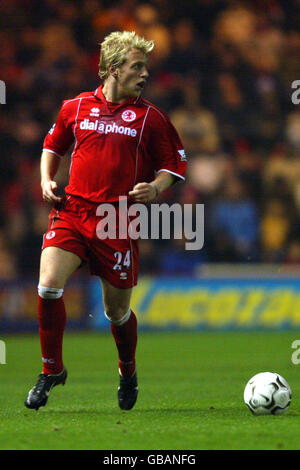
[110,310,137,377]
[38,295,66,375]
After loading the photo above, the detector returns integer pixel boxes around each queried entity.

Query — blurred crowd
[1,0,300,279]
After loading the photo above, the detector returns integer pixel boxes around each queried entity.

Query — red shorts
[42,195,139,289]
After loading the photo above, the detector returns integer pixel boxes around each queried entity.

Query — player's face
[117,49,149,98]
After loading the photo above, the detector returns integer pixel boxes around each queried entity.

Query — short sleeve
[43,102,74,157]
[148,108,187,181]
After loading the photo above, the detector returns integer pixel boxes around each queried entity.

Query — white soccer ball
[244,372,292,415]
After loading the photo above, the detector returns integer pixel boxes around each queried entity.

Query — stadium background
[1,0,300,332]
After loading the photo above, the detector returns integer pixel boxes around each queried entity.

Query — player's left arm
[129,171,175,203]
[129,109,187,203]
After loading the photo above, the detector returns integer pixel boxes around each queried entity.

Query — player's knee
[105,305,130,323]
[39,273,64,290]
[38,285,64,299]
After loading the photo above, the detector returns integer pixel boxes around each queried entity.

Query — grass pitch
[0,330,300,450]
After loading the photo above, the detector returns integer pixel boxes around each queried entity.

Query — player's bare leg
[101,277,138,410]
[25,247,82,410]
[39,246,82,288]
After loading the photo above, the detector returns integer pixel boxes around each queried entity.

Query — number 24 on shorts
[113,250,131,271]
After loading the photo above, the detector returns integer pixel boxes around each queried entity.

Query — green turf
[0,330,300,450]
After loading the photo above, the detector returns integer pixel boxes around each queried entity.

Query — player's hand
[41,180,62,204]
[129,182,158,203]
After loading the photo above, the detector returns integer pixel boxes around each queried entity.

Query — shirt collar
[94,85,141,107]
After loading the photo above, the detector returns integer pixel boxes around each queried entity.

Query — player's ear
[109,65,118,79]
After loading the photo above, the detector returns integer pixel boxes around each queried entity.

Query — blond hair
[99,31,154,81]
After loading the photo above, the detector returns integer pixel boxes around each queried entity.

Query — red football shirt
[43,85,187,203]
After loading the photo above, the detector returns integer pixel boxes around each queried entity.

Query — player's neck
[102,79,134,104]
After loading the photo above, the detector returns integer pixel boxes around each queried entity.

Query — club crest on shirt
[46,231,56,240]
[121,110,136,122]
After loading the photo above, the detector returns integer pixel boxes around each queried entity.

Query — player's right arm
[41,100,75,204]
[41,151,62,203]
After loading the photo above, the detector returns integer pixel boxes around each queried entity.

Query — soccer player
[25,31,187,411]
